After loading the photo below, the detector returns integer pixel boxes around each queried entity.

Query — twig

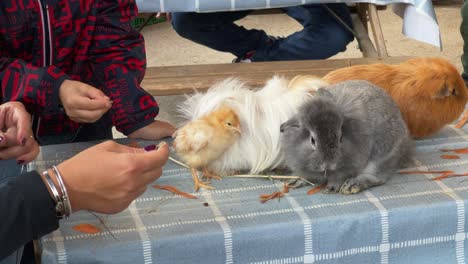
[147,197,171,214]
[166,156,316,187]
[226,174,316,186]
[89,211,118,241]
[169,156,190,169]
[398,170,454,175]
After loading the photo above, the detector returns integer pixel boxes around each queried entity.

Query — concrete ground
[115,1,464,137]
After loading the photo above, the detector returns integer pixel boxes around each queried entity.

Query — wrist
[56,163,81,212]
[41,166,73,219]
[58,79,70,105]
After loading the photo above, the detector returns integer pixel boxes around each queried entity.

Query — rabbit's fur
[280,80,413,194]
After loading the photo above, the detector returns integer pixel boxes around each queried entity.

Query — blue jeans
[171,4,354,61]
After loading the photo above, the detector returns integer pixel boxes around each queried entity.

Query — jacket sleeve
[0,171,59,260]
[0,58,69,114]
[89,0,159,135]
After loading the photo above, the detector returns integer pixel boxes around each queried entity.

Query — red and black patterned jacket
[0,0,158,137]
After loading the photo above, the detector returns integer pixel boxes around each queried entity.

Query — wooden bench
[139,3,395,96]
[142,56,412,96]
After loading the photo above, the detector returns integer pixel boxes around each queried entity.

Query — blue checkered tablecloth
[2,123,465,263]
[135,0,441,49]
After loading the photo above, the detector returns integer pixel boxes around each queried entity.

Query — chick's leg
[191,168,214,192]
[202,167,222,180]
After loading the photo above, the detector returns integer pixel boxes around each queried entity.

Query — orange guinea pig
[322,57,468,139]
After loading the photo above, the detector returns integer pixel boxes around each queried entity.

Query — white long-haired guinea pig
[176,75,328,175]
[280,80,413,194]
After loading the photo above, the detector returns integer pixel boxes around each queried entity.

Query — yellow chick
[172,105,242,192]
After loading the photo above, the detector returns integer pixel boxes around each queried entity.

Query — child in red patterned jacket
[0,0,175,145]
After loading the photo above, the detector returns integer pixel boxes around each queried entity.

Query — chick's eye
[226,122,232,126]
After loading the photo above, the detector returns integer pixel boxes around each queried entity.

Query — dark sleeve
[89,0,159,135]
[0,57,70,113]
[0,171,59,260]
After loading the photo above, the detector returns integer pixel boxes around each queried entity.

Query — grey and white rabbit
[280,80,413,194]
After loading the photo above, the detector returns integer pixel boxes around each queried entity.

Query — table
[135,0,441,49]
[11,123,468,263]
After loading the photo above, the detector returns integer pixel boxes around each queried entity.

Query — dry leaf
[152,185,197,199]
[259,191,284,203]
[73,223,101,234]
[432,172,468,181]
[440,155,460,159]
[455,109,468,129]
[454,149,468,154]
[439,148,468,154]
[307,184,325,195]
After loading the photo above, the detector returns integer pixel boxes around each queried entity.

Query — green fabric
[461,1,468,75]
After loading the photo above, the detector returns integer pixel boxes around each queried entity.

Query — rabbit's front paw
[322,176,345,194]
[339,178,364,194]
[323,182,341,193]
[340,173,384,194]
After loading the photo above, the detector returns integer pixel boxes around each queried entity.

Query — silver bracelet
[43,169,66,219]
[42,170,60,204]
[52,165,73,218]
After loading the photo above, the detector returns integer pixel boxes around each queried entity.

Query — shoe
[232,35,279,63]
[232,50,255,63]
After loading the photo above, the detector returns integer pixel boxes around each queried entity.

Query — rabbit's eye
[340,134,343,142]
[452,89,457,96]
[311,136,316,146]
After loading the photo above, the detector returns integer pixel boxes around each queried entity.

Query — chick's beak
[234,126,241,134]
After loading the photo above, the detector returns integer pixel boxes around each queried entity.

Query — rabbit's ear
[316,88,333,98]
[280,117,300,133]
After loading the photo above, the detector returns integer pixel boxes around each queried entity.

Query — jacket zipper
[35,0,53,139]
[37,0,52,67]
[46,5,53,65]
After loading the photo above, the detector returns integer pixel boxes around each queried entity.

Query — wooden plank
[368,4,388,58]
[143,70,335,95]
[348,56,414,65]
[142,57,412,95]
[145,59,353,79]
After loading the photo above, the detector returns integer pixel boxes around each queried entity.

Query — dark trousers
[171,4,354,61]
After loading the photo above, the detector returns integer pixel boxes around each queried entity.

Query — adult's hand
[52,140,169,214]
[0,101,39,163]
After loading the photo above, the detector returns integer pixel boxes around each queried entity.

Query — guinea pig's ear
[280,117,300,133]
[316,88,333,98]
